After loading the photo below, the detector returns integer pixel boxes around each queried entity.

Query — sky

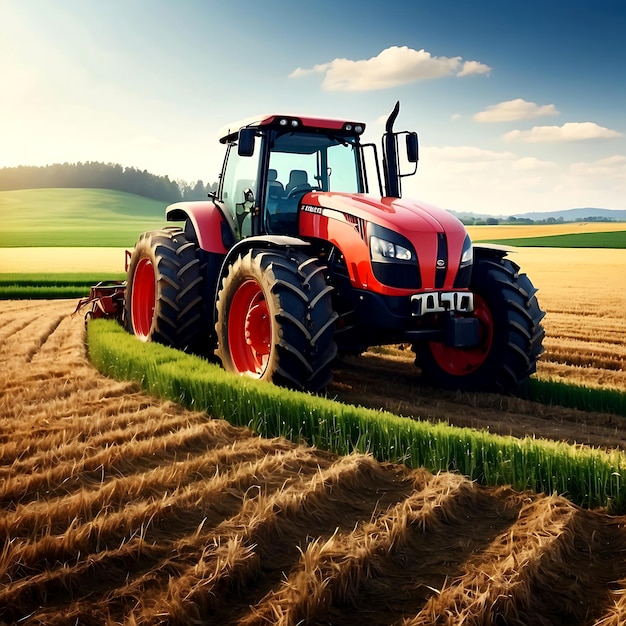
[1,0,625,215]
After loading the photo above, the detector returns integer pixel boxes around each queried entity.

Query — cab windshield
[267,131,362,196]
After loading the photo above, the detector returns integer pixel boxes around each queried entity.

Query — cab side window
[221,144,260,238]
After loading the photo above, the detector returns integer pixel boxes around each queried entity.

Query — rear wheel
[125,228,204,351]
[215,248,337,391]
[415,252,545,393]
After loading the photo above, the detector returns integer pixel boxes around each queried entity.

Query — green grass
[524,377,626,417]
[0,272,126,299]
[0,188,174,247]
[474,230,626,248]
[88,319,626,513]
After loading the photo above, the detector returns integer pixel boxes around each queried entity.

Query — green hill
[0,188,176,247]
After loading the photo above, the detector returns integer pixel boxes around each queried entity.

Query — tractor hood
[298,191,471,293]
[304,191,466,235]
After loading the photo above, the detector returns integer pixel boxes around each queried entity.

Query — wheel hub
[244,302,270,356]
[429,294,494,376]
[228,279,272,376]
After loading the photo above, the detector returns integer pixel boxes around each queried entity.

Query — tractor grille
[435,233,447,288]
[372,261,421,289]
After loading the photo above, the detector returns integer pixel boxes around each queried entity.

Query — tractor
[119,102,544,393]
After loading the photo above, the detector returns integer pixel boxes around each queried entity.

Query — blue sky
[1,0,625,215]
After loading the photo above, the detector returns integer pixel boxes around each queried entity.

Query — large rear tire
[215,248,337,391]
[125,228,204,351]
[414,252,545,393]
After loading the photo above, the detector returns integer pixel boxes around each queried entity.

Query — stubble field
[1,246,626,624]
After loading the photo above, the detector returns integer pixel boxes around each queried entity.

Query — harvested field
[2,299,626,625]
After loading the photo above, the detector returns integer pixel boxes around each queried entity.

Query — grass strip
[88,319,626,513]
[0,286,92,299]
[525,377,626,417]
[0,273,126,299]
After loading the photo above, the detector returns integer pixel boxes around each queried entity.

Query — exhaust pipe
[383,101,401,198]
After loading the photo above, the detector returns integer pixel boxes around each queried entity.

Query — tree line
[456,214,617,226]
[0,162,217,203]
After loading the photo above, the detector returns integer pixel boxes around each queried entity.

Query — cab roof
[219,114,366,144]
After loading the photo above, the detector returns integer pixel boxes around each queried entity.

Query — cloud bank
[289,46,491,91]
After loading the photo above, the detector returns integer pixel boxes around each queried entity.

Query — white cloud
[289,46,491,92]
[503,122,623,143]
[474,98,559,122]
[457,60,492,78]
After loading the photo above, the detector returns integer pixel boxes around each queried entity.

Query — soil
[329,351,626,451]
[2,299,626,625]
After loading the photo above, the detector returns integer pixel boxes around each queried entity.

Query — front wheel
[414,252,545,393]
[215,248,337,391]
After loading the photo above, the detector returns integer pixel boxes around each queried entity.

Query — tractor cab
[217,115,369,239]
[216,109,418,240]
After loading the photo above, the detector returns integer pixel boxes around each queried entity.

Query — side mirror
[238,128,256,157]
[406,132,418,163]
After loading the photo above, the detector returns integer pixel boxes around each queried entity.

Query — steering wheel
[285,184,312,199]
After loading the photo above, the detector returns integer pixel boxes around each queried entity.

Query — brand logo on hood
[302,204,323,214]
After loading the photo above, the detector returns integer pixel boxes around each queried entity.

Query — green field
[0,188,173,247]
[478,230,626,248]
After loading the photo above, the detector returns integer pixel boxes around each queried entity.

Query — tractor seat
[285,169,312,195]
[267,168,284,200]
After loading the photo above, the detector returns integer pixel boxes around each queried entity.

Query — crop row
[88,319,626,513]
[0,273,126,299]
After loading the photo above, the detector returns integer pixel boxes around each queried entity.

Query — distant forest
[0,162,218,203]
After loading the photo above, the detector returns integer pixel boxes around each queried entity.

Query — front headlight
[459,234,473,267]
[370,236,413,261]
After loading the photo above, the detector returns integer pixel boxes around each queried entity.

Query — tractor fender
[212,235,312,321]
[472,242,516,261]
[218,235,311,280]
[166,201,232,254]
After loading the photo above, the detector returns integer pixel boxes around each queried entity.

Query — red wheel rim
[429,294,494,376]
[228,279,271,376]
[131,257,156,339]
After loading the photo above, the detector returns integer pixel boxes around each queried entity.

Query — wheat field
[513,248,626,390]
[2,292,626,624]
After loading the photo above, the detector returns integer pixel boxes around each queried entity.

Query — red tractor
[122,102,544,393]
